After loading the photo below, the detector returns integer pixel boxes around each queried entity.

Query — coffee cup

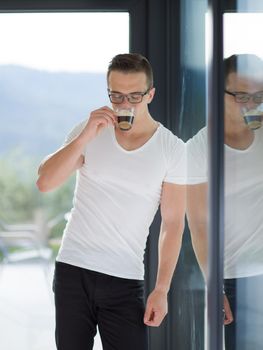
[114,107,135,131]
[241,105,263,130]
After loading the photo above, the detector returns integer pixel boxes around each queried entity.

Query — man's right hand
[80,106,116,142]
[223,294,234,325]
[36,106,116,192]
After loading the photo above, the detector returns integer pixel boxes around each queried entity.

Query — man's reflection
[187,54,263,349]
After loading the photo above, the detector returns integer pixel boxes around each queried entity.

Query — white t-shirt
[187,126,263,278]
[57,121,186,280]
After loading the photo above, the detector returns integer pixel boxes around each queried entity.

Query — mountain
[0,65,108,158]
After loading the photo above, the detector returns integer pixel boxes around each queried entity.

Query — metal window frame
[206,0,225,349]
[0,0,147,55]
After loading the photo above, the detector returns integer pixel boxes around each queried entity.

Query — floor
[0,259,103,350]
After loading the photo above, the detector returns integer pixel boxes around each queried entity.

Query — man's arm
[186,183,208,278]
[186,183,233,325]
[36,106,116,192]
[36,138,85,192]
[144,182,186,327]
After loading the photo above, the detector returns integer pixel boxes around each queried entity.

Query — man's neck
[114,112,159,151]
[224,120,254,150]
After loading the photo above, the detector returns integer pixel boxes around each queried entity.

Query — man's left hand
[143,289,168,327]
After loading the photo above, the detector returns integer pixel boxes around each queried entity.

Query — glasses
[225,90,263,104]
[108,89,150,104]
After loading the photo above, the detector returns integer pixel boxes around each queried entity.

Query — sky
[0,12,129,73]
[0,12,263,72]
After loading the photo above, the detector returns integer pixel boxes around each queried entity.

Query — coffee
[117,115,134,131]
[115,107,135,131]
[243,109,263,130]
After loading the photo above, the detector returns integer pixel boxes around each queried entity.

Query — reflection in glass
[222,8,263,349]
[187,53,263,349]
[223,54,263,350]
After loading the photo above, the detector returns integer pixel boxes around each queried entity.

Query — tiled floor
[0,260,103,350]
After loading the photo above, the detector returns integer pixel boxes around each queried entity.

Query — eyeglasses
[225,90,263,104]
[108,89,150,104]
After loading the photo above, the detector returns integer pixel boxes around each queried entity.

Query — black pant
[224,275,263,350]
[53,261,148,350]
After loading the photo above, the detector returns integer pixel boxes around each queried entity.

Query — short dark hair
[224,54,263,83]
[107,53,153,89]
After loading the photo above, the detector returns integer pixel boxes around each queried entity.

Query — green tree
[0,149,75,233]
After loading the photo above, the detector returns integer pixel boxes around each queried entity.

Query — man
[187,54,263,349]
[37,53,186,350]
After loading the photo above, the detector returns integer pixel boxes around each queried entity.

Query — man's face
[225,72,263,125]
[107,71,155,118]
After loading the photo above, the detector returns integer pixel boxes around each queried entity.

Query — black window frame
[0,1,189,349]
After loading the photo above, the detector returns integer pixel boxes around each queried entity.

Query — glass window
[0,12,129,350]
[223,7,263,350]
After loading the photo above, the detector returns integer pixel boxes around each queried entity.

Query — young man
[37,53,186,350]
[187,54,263,349]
